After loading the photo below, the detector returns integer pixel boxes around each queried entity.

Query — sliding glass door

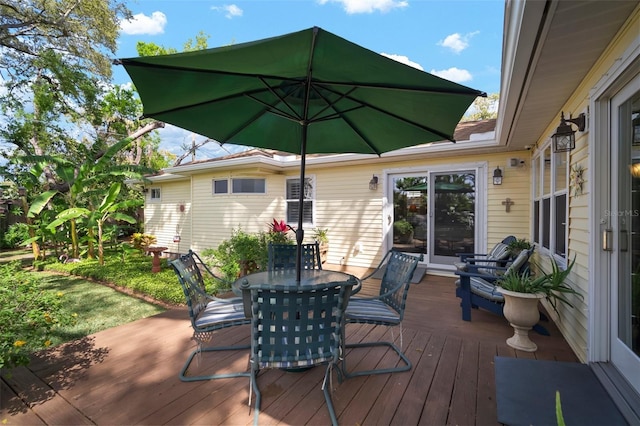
[389,170,476,267]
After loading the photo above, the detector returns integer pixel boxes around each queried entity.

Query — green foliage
[202,228,271,282]
[393,219,413,235]
[0,262,76,369]
[3,223,29,248]
[507,238,533,256]
[498,256,583,316]
[556,391,566,426]
[44,251,186,305]
[312,228,329,244]
[130,233,157,251]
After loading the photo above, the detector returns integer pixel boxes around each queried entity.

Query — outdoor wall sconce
[369,175,379,190]
[552,112,585,153]
[493,167,503,185]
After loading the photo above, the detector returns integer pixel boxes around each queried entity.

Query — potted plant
[497,256,582,352]
[312,228,329,263]
[507,237,533,257]
[393,219,414,244]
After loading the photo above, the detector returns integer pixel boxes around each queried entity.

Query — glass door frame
[383,162,487,271]
[609,74,640,395]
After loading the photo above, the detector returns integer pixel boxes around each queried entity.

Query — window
[213,179,228,194]
[150,188,161,201]
[286,177,314,225]
[533,145,568,259]
[231,178,265,194]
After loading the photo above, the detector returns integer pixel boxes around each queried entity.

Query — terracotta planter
[498,287,544,352]
[319,242,328,264]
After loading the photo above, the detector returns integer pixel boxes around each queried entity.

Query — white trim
[589,47,640,363]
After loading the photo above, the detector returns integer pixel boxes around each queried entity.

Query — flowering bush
[268,219,293,244]
[0,262,76,369]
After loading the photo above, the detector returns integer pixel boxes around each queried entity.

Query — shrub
[202,228,270,282]
[130,233,157,251]
[0,262,76,369]
[3,222,30,249]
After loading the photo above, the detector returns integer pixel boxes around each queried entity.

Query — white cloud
[120,12,167,35]
[430,67,473,83]
[438,31,479,54]
[381,53,423,70]
[211,4,243,19]
[317,0,408,14]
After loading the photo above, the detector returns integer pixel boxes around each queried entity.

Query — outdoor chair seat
[170,250,251,382]
[193,300,247,328]
[344,298,401,325]
[343,249,422,378]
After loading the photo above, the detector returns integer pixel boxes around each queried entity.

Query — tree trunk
[98,220,104,266]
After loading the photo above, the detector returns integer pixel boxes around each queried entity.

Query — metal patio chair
[342,249,422,378]
[267,242,322,271]
[245,280,354,426]
[170,250,251,382]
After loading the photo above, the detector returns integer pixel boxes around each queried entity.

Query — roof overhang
[497,0,639,150]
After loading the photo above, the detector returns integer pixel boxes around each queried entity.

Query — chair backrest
[249,281,353,369]
[267,242,322,271]
[477,239,513,275]
[170,250,209,324]
[378,251,421,319]
[505,246,535,276]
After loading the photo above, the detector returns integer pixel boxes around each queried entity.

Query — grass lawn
[37,272,166,347]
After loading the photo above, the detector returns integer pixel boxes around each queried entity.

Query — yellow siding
[144,180,192,253]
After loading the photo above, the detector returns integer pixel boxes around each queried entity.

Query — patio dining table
[232,269,361,299]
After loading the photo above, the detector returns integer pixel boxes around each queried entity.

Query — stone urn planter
[498,287,544,352]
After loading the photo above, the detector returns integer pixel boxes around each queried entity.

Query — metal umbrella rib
[119,26,486,282]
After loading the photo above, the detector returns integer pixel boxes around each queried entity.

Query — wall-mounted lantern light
[369,175,379,190]
[552,112,585,153]
[493,167,503,185]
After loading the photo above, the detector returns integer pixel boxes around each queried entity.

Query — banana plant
[48,182,141,265]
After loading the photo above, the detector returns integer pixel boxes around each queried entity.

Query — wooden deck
[1,269,578,425]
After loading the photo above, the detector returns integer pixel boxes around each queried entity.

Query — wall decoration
[570,164,585,196]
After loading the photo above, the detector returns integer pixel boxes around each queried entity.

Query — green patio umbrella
[117,26,485,282]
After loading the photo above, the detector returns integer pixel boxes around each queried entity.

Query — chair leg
[179,343,251,382]
[341,340,412,378]
[322,364,339,426]
[250,371,261,426]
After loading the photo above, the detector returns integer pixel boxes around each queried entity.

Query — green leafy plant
[312,228,329,244]
[393,219,413,236]
[0,262,76,369]
[202,228,270,282]
[130,233,157,251]
[498,256,583,316]
[3,222,30,249]
[507,238,533,256]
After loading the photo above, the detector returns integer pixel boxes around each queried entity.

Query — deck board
[1,271,578,425]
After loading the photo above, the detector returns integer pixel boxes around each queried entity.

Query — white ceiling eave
[497,0,639,150]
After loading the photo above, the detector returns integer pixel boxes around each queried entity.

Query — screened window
[286,177,314,225]
[231,178,265,194]
[213,179,228,194]
[533,145,569,259]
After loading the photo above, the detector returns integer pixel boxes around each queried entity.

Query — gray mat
[370,266,426,283]
[495,356,626,426]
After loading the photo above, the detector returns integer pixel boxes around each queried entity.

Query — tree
[464,93,499,121]
[0,0,130,85]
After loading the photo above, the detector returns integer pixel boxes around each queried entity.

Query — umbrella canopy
[118,26,485,281]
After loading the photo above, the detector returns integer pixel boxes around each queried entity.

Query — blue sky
[115,0,504,161]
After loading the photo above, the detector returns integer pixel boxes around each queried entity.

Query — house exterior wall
[147,150,532,270]
[144,179,192,253]
[531,6,640,362]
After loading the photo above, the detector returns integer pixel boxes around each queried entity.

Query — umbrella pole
[296,123,309,283]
